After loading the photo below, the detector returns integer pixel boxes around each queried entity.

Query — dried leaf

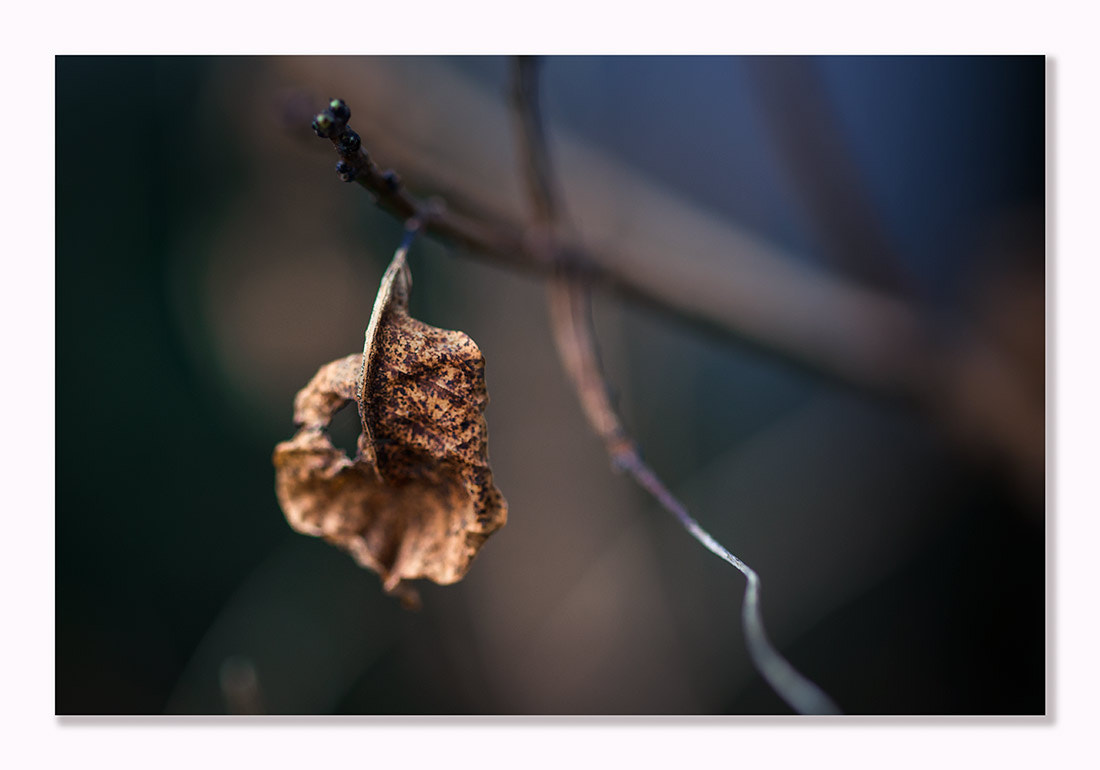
[273,249,507,604]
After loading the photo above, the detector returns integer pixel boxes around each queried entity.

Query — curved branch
[509,55,841,715]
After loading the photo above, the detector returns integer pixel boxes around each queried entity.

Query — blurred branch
[510,57,564,227]
[745,57,912,295]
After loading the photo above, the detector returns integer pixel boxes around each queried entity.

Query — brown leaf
[273,248,507,605]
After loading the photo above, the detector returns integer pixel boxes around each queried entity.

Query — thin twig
[511,57,564,227]
[510,55,841,715]
[310,97,924,391]
[313,98,536,273]
[745,57,912,295]
[307,71,1040,496]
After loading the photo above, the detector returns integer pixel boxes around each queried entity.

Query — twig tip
[312,97,351,139]
[328,98,350,122]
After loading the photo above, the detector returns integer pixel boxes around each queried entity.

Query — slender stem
[620,444,840,715]
[396,217,423,256]
[512,56,840,715]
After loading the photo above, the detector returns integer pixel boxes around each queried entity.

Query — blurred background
[56,55,1045,715]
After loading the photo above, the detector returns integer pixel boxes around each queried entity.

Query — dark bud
[329,98,350,122]
[382,170,402,192]
[312,112,334,138]
[337,128,361,155]
[335,160,357,183]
